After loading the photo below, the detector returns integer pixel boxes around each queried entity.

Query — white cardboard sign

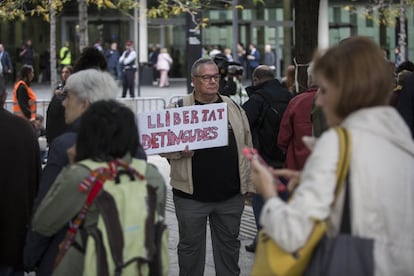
[138,103,228,155]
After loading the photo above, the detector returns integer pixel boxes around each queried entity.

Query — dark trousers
[251,193,264,245]
[122,69,135,98]
[0,266,24,276]
[173,194,244,276]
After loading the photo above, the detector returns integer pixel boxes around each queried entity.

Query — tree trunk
[294,0,319,93]
[283,0,292,73]
[378,0,387,53]
[78,0,88,51]
[50,0,57,94]
[398,0,406,63]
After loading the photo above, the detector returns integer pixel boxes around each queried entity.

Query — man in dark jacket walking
[0,78,41,275]
[242,65,292,252]
[0,43,13,83]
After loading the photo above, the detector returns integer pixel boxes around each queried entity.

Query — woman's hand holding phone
[243,147,287,194]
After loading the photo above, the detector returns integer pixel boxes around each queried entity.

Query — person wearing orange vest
[13,64,36,120]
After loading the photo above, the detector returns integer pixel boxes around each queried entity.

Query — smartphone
[242,147,286,193]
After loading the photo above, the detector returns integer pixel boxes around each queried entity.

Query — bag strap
[339,174,351,234]
[332,127,351,205]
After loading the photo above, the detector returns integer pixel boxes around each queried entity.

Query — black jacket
[24,119,80,275]
[46,91,68,145]
[243,79,292,166]
[397,72,414,138]
[0,109,41,268]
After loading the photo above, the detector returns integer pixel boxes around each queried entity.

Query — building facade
[0,0,412,80]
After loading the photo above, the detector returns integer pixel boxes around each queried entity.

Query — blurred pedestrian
[243,65,292,252]
[72,46,108,73]
[105,42,120,80]
[12,65,36,120]
[149,43,160,85]
[59,41,72,70]
[93,38,103,52]
[252,36,414,275]
[19,39,34,66]
[263,44,275,69]
[39,48,51,83]
[45,65,73,145]
[396,71,414,137]
[119,40,137,98]
[156,48,173,88]
[0,43,13,84]
[278,62,319,170]
[281,64,296,94]
[247,43,260,79]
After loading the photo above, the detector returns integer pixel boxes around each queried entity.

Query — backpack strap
[96,191,124,271]
[54,171,107,269]
[88,228,110,276]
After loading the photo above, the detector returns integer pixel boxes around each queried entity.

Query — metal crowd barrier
[4,97,167,119]
[4,99,50,119]
[168,95,184,106]
[168,94,249,106]
[118,97,166,113]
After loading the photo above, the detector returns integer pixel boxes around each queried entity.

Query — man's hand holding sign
[138,103,228,155]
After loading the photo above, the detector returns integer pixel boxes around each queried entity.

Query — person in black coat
[45,65,73,145]
[396,72,414,138]
[242,65,292,252]
[0,78,41,275]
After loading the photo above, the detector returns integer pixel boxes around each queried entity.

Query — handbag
[305,176,374,276]
[251,127,351,276]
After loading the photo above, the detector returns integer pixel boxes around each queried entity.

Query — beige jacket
[161,93,254,194]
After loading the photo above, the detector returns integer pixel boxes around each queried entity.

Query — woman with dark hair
[72,46,108,73]
[45,65,73,144]
[75,99,140,162]
[44,46,108,145]
[12,64,36,120]
[32,100,166,275]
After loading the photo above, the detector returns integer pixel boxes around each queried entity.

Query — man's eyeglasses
[194,74,220,82]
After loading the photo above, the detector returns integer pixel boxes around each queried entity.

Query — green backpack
[55,158,169,276]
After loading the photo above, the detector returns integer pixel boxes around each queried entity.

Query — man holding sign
[161,58,253,275]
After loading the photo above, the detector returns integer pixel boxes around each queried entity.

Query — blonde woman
[156,48,173,88]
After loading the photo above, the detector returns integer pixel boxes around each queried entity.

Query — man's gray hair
[64,69,118,103]
[191,58,217,77]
